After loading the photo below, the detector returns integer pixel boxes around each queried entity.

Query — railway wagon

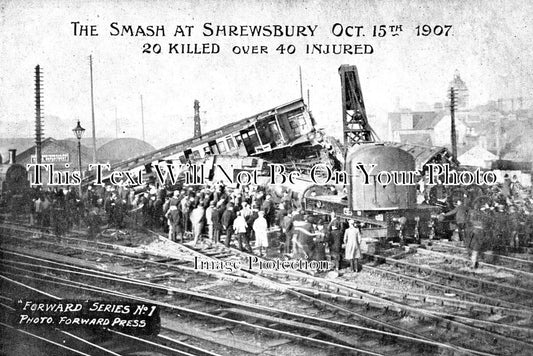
[304,144,441,244]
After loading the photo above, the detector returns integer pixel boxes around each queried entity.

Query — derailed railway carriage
[105,98,321,177]
[304,144,441,244]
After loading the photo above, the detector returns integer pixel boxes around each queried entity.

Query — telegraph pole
[496,115,502,158]
[34,65,43,165]
[450,86,457,160]
[89,55,97,162]
[299,66,303,99]
[140,95,145,142]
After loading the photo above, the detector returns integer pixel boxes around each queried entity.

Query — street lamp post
[72,120,86,198]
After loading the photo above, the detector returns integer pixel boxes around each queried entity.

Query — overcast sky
[1,0,532,147]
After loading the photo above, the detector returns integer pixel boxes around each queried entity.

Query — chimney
[8,149,17,164]
[193,100,201,138]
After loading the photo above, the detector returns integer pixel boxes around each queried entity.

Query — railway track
[155,231,533,355]
[1,251,443,356]
[0,223,450,355]
[0,285,220,356]
[179,242,533,334]
[403,248,533,289]
[0,222,285,292]
[363,251,533,309]
[425,240,533,273]
[2,221,533,355]
[6,220,529,318]
[0,247,472,355]
[176,236,533,319]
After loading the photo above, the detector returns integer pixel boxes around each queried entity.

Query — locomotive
[303,144,442,244]
[302,65,470,246]
[0,149,34,214]
[302,146,497,245]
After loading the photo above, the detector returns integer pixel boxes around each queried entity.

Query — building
[15,137,92,185]
[388,110,470,152]
[457,145,498,169]
[96,138,155,164]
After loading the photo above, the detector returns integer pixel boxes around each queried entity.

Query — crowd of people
[128,181,362,269]
[438,174,533,268]
[15,172,533,273]
[29,186,84,239]
[20,180,364,272]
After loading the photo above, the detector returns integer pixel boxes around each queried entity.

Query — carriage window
[268,121,282,143]
[226,138,235,150]
[217,141,227,153]
[299,117,308,131]
[288,116,302,135]
[191,150,201,159]
[240,129,261,154]
[243,130,258,143]
[209,141,219,154]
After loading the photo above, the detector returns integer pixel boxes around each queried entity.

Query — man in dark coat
[221,204,236,247]
[465,208,488,269]
[211,204,222,244]
[50,198,66,240]
[86,208,102,239]
[280,210,294,254]
[139,193,150,227]
[154,196,164,230]
[327,212,344,270]
[246,208,259,247]
[113,197,126,229]
[261,194,275,227]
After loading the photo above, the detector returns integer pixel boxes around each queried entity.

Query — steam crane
[339,65,378,147]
